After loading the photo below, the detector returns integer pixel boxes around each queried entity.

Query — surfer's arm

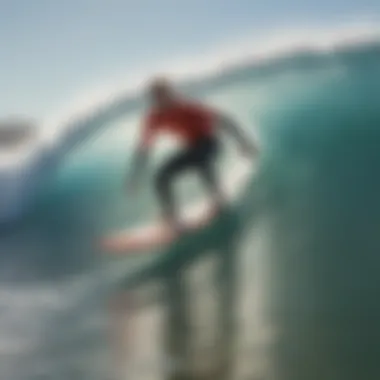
[126,118,156,190]
[127,145,150,189]
[215,112,259,157]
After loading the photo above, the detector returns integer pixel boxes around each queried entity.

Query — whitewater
[0,21,380,380]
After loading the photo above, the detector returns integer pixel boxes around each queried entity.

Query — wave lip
[42,20,380,138]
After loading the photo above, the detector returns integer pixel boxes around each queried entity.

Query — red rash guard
[140,101,217,149]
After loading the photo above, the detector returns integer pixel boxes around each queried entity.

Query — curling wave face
[0,23,379,224]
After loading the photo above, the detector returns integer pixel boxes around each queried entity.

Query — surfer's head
[146,77,177,108]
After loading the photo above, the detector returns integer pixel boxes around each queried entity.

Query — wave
[0,19,380,223]
[42,19,380,140]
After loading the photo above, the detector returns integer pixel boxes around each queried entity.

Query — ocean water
[0,39,380,380]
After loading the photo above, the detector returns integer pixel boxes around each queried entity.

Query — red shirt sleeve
[186,102,218,124]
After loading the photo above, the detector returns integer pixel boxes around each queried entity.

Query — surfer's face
[148,80,176,109]
[150,88,175,108]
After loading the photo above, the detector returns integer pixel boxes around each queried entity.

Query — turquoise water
[0,42,380,379]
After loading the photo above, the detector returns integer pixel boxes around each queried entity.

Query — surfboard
[101,158,254,254]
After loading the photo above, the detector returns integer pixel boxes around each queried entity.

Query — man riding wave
[127,77,259,233]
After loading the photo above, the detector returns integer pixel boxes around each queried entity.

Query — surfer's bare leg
[199,163,225,212]
[155,172,177,227]
[196,135,225,213]
[155,135,221,231]
[155,151,193,232]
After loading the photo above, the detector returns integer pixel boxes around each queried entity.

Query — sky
[0,0,379,120]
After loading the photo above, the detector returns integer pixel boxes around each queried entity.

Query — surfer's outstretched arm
[126,118,156,191]
[127,146,150,190]
[216,113,259,157]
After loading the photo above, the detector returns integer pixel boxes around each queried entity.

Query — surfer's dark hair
[147,76,174,96]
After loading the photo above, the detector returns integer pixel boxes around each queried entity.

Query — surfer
[127,77,258,233]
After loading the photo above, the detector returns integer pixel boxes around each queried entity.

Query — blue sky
[0,0,379,119]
